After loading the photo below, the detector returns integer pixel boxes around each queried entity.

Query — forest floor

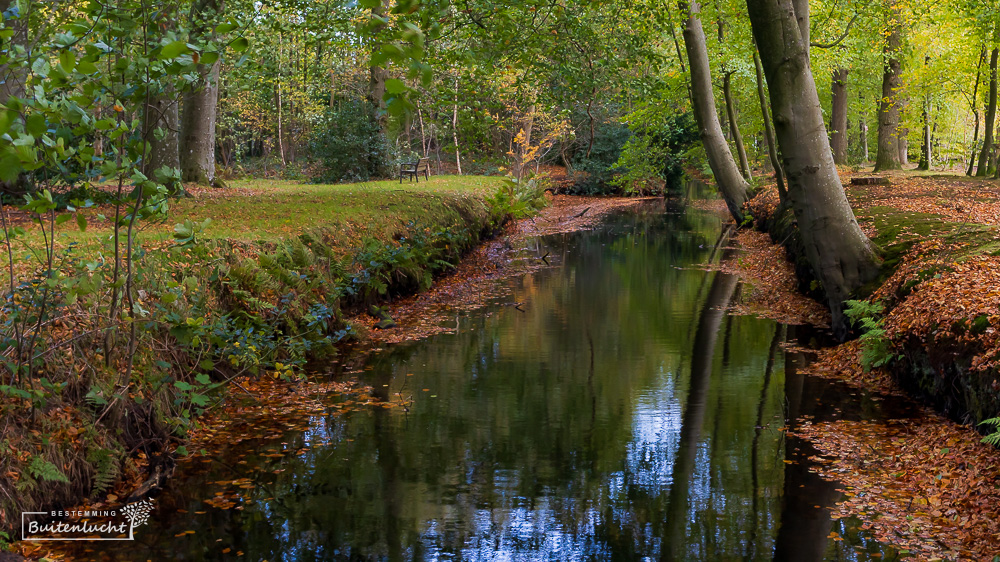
[731,166,1000,560]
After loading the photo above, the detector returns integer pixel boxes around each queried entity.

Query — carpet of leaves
[794,413,1000,561]
[721,229,831,327]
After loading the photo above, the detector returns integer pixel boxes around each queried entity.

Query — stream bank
[733,169,1000,559]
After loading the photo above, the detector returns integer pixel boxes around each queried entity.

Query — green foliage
[569,121,632,195]
[309,102,398,183]
[27,456,70,485]
[486,173,550,223]
[844,299,898,371]
[612,112,699,195]
[86,447,120,497]
[980,417,1000,446]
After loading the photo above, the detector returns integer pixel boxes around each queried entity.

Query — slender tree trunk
[367,0,390,135]
[753,47,786,198]
[0,0,27,195]
[873,2,904,172]
[748,0,881,339]
[417,105,427,157]
[978,46,999,177]
[968,47,986,176]
[0,0,25,103]
[860,113,869,161]
[452,75,461,175]
[275,84,286,167]
[898,98,909,166]
[723,72,753,181]
[179,0,224,186]
[919,100,931,170]
[678,0,749,222]
[918,57,931,171]
[830,68,849,165]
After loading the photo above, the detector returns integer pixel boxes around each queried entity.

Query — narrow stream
[79,187,913,561]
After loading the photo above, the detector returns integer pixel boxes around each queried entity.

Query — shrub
[309,101,397,183]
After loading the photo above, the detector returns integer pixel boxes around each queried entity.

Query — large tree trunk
[873,2,904,172]
[180,60,220,185]
[723,72,753,181]
[146,92,180,179]
[179,0,224,186]
[978,46,999,177]
[748,0,881,338]
[678,0,749,223]
[830,68,849,165]
[753,47,785,198]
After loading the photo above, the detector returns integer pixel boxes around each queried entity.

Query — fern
[845,299,897,371]
[28,456,70,484]
[981,418,1000,446]
[86,447,119,496]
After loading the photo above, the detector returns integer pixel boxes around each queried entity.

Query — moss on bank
[0,177,512,541]
[746,172,1000,431]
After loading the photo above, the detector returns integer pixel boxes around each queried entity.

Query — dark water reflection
[82,187,907,561]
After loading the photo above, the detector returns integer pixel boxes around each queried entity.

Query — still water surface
[85,189,908,560]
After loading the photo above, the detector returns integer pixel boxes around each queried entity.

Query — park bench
[400,157,431,183]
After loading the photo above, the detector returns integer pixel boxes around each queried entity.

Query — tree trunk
[747,0,881,339]
[830,68,849,165]
[860,113,869,161]
[753,47,785,198]
[180,60,220,185]
[977,46,999,177]
[968,47,986,176]
[873,2,903,172]
[0,0,25,103]
[367,0,390,135]
[918,57,931,171]
[918,99,931,170]
[723,72,753,181]
[417,105,427,157]
[275,84,286,167]
[452,75,461,175]
[146,92,180,178]
[179,0,224,186]
[0,0,27,195]
[678,0,749,223]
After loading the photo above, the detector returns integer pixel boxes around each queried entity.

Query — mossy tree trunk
[748,0,881,339]
[977,46,999,177]
[874,2,904,172]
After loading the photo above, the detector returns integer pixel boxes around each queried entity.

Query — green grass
[3,175,505,274]
[167,176,503,240]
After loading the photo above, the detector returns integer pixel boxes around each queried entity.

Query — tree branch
[810,11,859,49]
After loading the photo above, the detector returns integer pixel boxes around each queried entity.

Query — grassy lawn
[2,175,505,273]
[164,175,503,241]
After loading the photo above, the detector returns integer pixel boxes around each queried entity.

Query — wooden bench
[400,157,431,183]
